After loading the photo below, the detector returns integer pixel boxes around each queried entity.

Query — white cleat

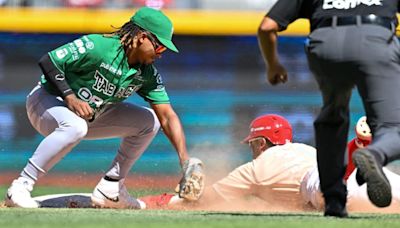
[91,178,146,209]
[4,179,39,208]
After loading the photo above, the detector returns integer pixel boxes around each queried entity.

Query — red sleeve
[344,138,357,180]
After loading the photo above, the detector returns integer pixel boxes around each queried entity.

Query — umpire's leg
[356,27,400,164]
[306,48,353,215]
[314,85,351,207]
[305,27,358,216]
[351,27,400,207]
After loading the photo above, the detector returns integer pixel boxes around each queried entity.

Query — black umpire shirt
[267,0,400,31]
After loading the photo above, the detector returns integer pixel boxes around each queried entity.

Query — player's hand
[176,157,205,201]
[267,62,288,85]
[64,94,94,120]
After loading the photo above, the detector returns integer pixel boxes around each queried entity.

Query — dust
[191,199,299,213]
[164,196,310,213]
[182,143,305,213]
[189,142,250,185]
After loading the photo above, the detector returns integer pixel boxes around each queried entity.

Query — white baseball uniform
[212,143,316,211]
[212,142,400,212]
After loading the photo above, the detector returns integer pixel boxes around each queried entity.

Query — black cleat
[324,200,348,218]
[352,149,392,207]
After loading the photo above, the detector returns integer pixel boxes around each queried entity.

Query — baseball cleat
[91,178,145,209]
[324,199,348,218]
[4,179,39,208]
[352,149,392,207]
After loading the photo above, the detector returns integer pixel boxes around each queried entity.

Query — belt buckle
[364,14,378,22]
[362,14,392,30]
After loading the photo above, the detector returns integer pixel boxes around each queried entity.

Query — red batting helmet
[242,114,293,145]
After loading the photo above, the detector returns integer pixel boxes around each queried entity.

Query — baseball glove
[175,157,205,201]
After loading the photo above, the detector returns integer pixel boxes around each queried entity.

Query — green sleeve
[47,35,100,75]
[137,65,170,104]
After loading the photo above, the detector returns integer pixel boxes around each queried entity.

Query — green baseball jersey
[41,34,170,112]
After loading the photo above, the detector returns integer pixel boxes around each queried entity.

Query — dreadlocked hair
[110,21,142,49]
[104,21,142,78]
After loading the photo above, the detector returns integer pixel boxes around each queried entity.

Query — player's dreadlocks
[104,20,144,85]
[111,21,142,49]
[106,20,145,73]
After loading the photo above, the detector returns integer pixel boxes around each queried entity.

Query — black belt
[312,15,394,31]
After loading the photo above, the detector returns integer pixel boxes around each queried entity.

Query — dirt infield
[0,172,180,189]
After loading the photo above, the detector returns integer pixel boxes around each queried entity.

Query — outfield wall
[0,7,309,35]
[1,8,400,36]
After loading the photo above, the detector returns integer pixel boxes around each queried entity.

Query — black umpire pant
[305,23,400,204]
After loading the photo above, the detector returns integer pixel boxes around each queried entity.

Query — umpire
[257,0,400,217]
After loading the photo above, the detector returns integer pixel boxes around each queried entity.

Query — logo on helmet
[242,114,293,145]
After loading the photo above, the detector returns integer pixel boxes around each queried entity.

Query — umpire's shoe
[352,148,392,207]
[324,198,348,218]
[91,177,146,209]
[4,178,39,208]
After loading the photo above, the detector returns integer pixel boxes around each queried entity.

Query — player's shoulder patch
[152,66,165,89]
[76,35,98,51]
[55,48,69,59]
[83,36,95,50]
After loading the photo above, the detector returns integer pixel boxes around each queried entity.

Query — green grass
[1,209,400,228]
[1,185,400,228]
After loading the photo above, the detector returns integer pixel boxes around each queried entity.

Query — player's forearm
[160,113,189,166]
[38,54,74,98]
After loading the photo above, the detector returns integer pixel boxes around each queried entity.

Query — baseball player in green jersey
[4,7,204,209]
